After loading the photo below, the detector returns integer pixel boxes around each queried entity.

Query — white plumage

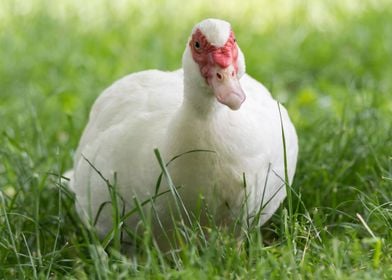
[69,19,298,247]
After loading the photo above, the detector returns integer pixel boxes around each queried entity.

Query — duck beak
[208,65,246,110]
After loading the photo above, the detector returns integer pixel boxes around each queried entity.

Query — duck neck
[165,78,223,159]
[182,81,222,116]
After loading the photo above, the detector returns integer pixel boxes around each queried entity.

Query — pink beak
[208,65,246,110]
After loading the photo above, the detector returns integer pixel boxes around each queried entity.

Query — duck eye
[194,41,201,49]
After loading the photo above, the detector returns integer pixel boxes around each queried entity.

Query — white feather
[193,18,231,47]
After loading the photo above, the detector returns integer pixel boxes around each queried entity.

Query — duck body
[70,19,298,245]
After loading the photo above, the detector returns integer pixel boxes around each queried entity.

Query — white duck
[69,18,298,247]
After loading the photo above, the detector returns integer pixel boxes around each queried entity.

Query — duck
[68,18,298,249]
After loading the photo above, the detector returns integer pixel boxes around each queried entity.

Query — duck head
[183,19,246,111]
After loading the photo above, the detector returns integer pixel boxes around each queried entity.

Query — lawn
[1,0,391,278]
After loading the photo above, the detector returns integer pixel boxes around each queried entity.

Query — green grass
[1,0,392,278]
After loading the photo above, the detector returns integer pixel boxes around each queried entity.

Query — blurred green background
[0,0,391,278]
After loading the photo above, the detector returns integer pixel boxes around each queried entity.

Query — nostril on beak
[216,72,223,80]
[231,71,235,77]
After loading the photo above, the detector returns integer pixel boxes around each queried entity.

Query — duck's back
[71,69,183,228]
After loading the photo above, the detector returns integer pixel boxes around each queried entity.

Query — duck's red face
[190,29,245,110]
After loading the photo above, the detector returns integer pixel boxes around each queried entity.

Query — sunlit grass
[1,0,391,278]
